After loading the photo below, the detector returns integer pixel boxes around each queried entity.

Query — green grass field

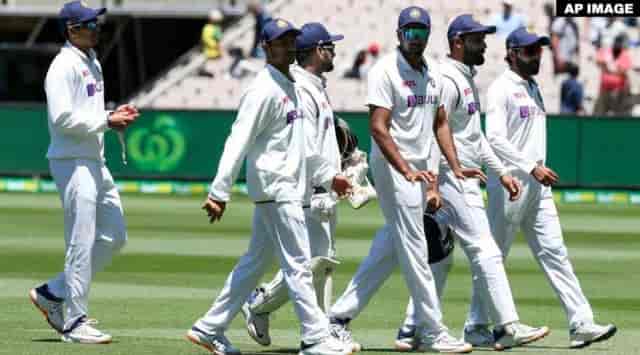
[2,191,639,355]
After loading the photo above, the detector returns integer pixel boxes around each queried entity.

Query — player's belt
[313,186,327,194]
[302,187,327,209]
[254,200,275,204]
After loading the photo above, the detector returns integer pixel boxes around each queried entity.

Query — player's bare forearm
[370,106,412,176]
[434,106,462,171]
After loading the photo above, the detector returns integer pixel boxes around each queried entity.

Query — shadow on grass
[31,338,62,343]
[242,349,298,354]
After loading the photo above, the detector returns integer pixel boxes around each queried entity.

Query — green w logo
[127,115,186,172]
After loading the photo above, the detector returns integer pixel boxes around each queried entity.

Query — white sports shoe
[61,321,112,344]
[330,320,362,352]
[186,327,241,355]
[29,285,64,333]
[240,303,271,346]
[299,336,352,355]
[418,330,473,353]
[493,322,550,351]
[570,322,617,349]
[394,325,418,351]
[462,324,494,347]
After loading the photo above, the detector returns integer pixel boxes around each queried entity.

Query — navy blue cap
[59,1,106,25]
[398,6,431,29]
[261,18,301,42]
[506,27,550,49]
[296,23,344,50]
[447,14,496,39]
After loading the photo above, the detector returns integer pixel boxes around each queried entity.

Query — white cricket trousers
[194,201,330,344]
[469,171,594,328]
[47,159,127,331]
[329,158,445,334]
[251,209,337,314]
[403,170,519,327]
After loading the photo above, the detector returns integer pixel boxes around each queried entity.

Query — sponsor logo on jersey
[286,110,302,124]
[87,81,104,97]
[519,105,542,118]
[467,102,480,115]
[87,83,96,96]
[407,94,437,107]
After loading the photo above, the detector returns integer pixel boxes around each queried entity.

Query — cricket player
[240,22,347,348]
[185,18,352,355]
[328,7,482,353]
[393,15,549,351]
[28,0,139,344]
[471,26,617,349]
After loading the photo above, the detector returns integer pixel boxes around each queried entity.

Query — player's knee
[537,243,569,264]
[467,238,502,264]
[113,231,127,252]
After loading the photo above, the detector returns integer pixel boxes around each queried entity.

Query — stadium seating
[131,0,639,114]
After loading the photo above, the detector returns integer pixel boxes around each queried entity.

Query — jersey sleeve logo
[286,109,302,124]
[467,102,480,115]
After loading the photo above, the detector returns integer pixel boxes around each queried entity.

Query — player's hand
[404,170,436,184]
[108,109,139,130]
[453,168,487,183]
[116,104,139,117]
[109,104,139,130]
[331,175,353,198]
[425,187,442,213]
[531,166,559,186]
[500,174,522,201]
[202,197,226,223]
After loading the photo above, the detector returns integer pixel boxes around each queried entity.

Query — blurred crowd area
[3,0,639,115]
[170,0,638,116]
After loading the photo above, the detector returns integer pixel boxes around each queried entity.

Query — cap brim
[523,35,550,47]
[76,7,106,23]
[329,34,344,42]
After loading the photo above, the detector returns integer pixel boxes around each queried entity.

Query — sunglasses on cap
[515,45,543,57]
[400,27,430,41]
[70,20,99,31]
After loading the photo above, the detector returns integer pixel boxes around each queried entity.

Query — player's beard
[323,61,335,72]
[516,55,541,76]
[463,40,485,66]
[401,40,426,57]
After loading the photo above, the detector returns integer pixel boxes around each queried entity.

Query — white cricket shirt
[208,64,337,203]
[439,56,508,177]
[45,41,110,160]
[291,65,341,203]
[485,69,547,175]
[366,48,443,164]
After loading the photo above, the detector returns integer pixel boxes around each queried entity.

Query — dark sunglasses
[71,20,99,31]
[319,44,335,55]
[515,45,543,57]
[400,27,430,41]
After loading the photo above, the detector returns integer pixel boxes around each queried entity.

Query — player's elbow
[370,123,388,144]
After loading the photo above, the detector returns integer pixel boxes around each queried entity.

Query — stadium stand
[123,0,639,114]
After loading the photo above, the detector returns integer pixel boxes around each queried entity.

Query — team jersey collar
[291,64,327,89]
[64,41,97,63]
[266,64,295,86]
[505,68,538,87]
[396,47,427,74]
[444,56,476,78]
